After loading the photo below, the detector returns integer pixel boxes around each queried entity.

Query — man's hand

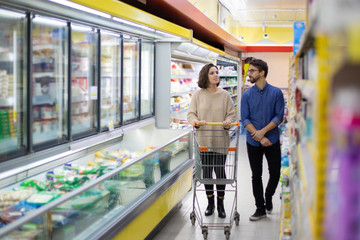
[251,129,265,142]
[260,137,272,147]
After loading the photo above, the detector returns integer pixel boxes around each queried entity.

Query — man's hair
[198,63,219,89]
[249,58,268,78]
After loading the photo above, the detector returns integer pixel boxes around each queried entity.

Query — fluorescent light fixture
[101,30,120,37]
[0,8,25,18]
[113,17,155,32]
[123,34,131,39]
[236,9,306,12]
[71,23,93,32]
[156,30,181,39]
[33,16,67,26]
[49,0,111,18]
[173,50,188,55]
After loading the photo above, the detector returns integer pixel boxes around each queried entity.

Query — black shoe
[205,204,215,216]
[265,199,273,214]
[205,196,215,216]
[217,197,226,218]
[249,208,266,221]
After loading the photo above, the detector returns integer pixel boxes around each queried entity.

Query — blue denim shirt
[241,82,285,147]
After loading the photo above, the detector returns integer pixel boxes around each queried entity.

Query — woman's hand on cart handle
[223,120,231,129]
[193,120,207,127]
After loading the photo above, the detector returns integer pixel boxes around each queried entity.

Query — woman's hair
[198,63,219,89]
[249,58,268,78]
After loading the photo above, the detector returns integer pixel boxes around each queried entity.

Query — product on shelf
[0,109,16,139]
[325,88,360,240]
[26,192,61,206]
[0,189,34,211]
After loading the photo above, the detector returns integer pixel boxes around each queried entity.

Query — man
[240,58,285,221]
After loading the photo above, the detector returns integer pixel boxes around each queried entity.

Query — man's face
[247,65,261,84]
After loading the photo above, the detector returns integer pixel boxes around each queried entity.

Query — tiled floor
[153,135,281,240]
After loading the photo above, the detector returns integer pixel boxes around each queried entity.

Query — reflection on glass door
[0,9,26,158]
[123,37,139,122]
[32,16,68,146]
[100,30,121,130]
[71,24,98,137]
[140,41,154,118]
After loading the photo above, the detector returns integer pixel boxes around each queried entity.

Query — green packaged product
[21,180,46,191]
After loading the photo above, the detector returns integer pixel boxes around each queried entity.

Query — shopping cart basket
[189,122,240,240]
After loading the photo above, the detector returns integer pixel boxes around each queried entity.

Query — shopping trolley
[189,122,240,240]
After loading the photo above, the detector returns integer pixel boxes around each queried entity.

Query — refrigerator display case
[100,30,121,130]
[155,41,223,129]
[0,124,192,239]
[31,15,68,148]
[140,41,155,118]
[0,0,194,238]
[170,59,204,129]
[0,9,27,159]
[123,37,139,123]
[71,24,98,138]
[217,57,240,122]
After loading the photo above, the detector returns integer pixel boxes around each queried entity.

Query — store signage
[293,21,306,55]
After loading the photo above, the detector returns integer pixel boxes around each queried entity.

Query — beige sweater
[187,88,236,153]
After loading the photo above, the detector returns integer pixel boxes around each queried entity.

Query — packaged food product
[26,192,61,206]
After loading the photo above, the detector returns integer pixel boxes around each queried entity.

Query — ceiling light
[49,0,111,18]
[113,17,155,32]
[0,9,25,18]
[236,9,305,12]
[71,24,93,32]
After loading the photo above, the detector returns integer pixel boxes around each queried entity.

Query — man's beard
[249,75,259,84]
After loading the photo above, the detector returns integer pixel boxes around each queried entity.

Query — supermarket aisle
[152,135,281,240]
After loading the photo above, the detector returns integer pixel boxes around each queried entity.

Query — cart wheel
[234,211,240,226]
[190,212,196,225]
[225,230,230,240]
[202,229,208,240]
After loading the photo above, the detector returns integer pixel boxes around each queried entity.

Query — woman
[187,63,235,218]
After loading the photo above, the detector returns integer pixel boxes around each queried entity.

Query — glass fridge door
[0,9,27,159]
[32,16,68,147]
[140,41,154,118]
[100,30,121,130]
[71,24,98,137]
[123,37,139,123]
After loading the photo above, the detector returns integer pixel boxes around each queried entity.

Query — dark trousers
[200,151,226,197]
[246,141,281,210]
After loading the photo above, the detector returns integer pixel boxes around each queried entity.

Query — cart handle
[193,121,240,127]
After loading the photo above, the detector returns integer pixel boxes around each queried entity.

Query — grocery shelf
[170,90,195,97]
[170,108,188,117]
[171,75,198,79]
[295,79,317,101]
[221,84,237,88]
[296,144,308,192]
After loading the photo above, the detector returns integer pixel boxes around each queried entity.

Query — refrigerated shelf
[0,123,193,239]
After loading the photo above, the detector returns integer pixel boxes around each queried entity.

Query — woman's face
[208,66,219,86]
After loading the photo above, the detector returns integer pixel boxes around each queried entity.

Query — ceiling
[220,0,306,27]
[117,0,305,53]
